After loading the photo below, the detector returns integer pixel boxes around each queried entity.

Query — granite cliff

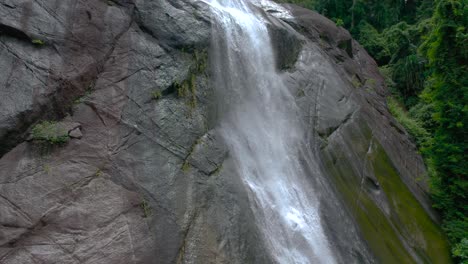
[0,0,450,263]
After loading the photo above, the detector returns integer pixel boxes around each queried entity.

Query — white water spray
[206,0,336,263]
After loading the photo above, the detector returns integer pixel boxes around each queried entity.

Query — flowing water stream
[206,0,336,262]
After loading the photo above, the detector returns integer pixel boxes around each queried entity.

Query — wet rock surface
[282,4,450,263]
[0,1,450,263]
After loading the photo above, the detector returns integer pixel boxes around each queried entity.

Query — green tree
[420,0,467,262]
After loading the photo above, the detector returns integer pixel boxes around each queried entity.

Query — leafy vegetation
[32,39,45,46]
[151,90,162,100]
[173,49,208,110]
[31,121,69,144]
[419,2,467,262]
[73,85,93,105]
[387,96,430,147]
[280,0,467,261]
[140,199,151,218]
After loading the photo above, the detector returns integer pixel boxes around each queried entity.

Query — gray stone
[68,127,82,139]
[0,1,449,264]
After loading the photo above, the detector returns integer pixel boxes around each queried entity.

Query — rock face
[0,1,450,264]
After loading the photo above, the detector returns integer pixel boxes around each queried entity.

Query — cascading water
[206,0,336,263]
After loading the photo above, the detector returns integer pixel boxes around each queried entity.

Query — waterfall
[206,0,336,263]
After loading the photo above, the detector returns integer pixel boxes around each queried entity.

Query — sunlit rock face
[0,1,450,264]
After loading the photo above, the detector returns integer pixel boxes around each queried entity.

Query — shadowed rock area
[0,0,450,263]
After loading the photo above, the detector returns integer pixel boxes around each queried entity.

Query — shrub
[140,200,151,218]
[31,121,69,144]
[387,96,430,147]
[152,90,162,100]
[32,39,45,46]
[452,238,468,263]
[335,18,344,27]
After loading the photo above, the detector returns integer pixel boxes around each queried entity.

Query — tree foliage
[421,2,467,261]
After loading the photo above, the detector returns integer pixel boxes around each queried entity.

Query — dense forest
[280,0,467,262]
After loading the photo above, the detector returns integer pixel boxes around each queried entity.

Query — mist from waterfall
[206,0,336,263]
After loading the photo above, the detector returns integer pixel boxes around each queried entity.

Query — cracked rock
[0,1,447,264]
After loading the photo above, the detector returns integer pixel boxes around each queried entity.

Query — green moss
[175,73,197,110]
[32,39,45,46]
[182,161,190,172]
[140,199,151,218]
[368,142,452,263]
[174,49,207,110]
[365,78,377,91]
[175,81,184,97]
[351,75,363,88]
[95,169,103,177]
[318,36,327,48]
[324,148,416,263]
[297,89,306,97]
[73,86,93,105]
[323,126,451,263]
[43,164,51,174]
[193,50,208,74]
[152,90,162,100]
[31,121,69,145]
[188,74,197,108]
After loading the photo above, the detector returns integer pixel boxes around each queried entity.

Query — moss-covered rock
[322,120,451,263]
[31,121,70,144]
